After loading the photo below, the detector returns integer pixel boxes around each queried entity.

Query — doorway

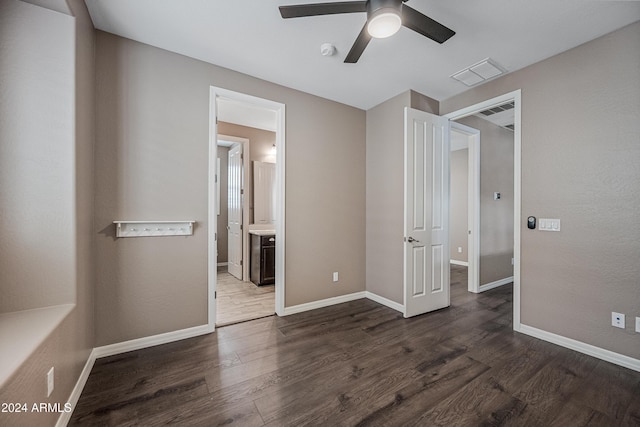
[450,122,480,293]
[208,87,286,331]
[444,89,522,329]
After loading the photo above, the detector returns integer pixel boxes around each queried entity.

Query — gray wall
[0,0,95,424]
[216,146,229,263]
[450,148,469,263]
[365,90,439,304]
[94,32,366,346]
[457,116,514,285]
[0,0,75,313]
[441,22,640,359]
[218,121,277,224]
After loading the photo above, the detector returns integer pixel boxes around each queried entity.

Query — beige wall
[216,146,229,263]
[94,32,366,346]
[0,0,95,425]
[218,122,276,164]
[0,0,75,313]
[457,116,514,285]
[365,90,439,304]
[218,121,276,224]
[450,148,469,263]
[441,22,640,359]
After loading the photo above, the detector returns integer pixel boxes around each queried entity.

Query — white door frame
[208,87,286,332]
[444,89,522,330]
[218,134,251,281]
[450,122,480,293]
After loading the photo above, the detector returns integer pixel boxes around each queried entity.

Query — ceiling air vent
[451,58,506,87]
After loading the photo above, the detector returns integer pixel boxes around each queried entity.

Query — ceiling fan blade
[279,1,367,18]
[401,5,455,44]
[344,23,371,63]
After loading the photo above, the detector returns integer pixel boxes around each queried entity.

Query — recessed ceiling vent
[478,101,514,117]
[474,101,515,131]
[451,58,505,86]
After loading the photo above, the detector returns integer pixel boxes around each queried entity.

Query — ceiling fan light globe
[367,11,401,38]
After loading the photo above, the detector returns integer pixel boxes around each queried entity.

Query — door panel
[404,108,450,318]
[228,143,243,280]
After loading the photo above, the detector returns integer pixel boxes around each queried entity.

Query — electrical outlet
[611,312,625,329]
[47,367,54,397]
[457,247,463,253]
[636,317,640,333]
[332,272,338,282]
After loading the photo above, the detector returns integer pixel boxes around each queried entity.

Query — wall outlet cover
[47,367,54,397]
[332,272,338,282]
[611,312,625,329]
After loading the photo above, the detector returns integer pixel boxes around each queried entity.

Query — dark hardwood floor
[70,266,640,426]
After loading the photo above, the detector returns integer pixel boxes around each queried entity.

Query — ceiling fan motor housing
[367,0,403,19]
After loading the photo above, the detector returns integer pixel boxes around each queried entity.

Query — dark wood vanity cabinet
[250,234,275,286]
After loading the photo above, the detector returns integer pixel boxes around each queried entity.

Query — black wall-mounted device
[527,216,536,230]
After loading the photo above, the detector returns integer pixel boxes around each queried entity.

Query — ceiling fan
[279,0,455,63]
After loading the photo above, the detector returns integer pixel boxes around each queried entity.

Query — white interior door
[228,143,243,280]
[404,107,450,318]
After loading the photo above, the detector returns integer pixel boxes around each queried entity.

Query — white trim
[444,89,522,330]
[208,89,218,333]
[365,292,404,313]
[478,276,513,292]
[449,259,469,267]
[519,324,640,373]
[93,325,210,359]
[56,349,97,427]
[216,262,228,267]
[283,292,366,316]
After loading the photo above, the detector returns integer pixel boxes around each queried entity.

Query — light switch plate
[636,317,640,333]
[539,218,561,231]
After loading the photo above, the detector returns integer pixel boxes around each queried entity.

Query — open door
[404,107,450,317]
[227,143,243,280]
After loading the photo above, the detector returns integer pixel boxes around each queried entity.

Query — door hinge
[214,291,217,299]
[215,174,218,183]
[241,189,244,195]
[240,260,243,266]
[215,117,218,125]
[240,224,243,230]
[215,232,217,241]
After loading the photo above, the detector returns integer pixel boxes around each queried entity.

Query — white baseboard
[56,348,97,427]
[518,324,640,372]
[365,292,404,314]
[450,259,469,267]
[217,262,228,267]
[479,276,513,292]
[283,291,366,316]
[93,324,211,359]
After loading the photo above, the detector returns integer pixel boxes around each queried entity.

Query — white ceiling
[85,0,640,110]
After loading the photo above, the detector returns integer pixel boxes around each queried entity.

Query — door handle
[405,236,420,243]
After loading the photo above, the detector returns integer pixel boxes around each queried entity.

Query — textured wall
[365,90,439,304]
[0,0,95,425]
[441,22,640,359]
[94,32,366,345]
[450,148,469,263]
[0,0,75,313]
[456,116,514,285]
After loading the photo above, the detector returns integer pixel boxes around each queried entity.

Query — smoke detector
[320,43,336,57]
